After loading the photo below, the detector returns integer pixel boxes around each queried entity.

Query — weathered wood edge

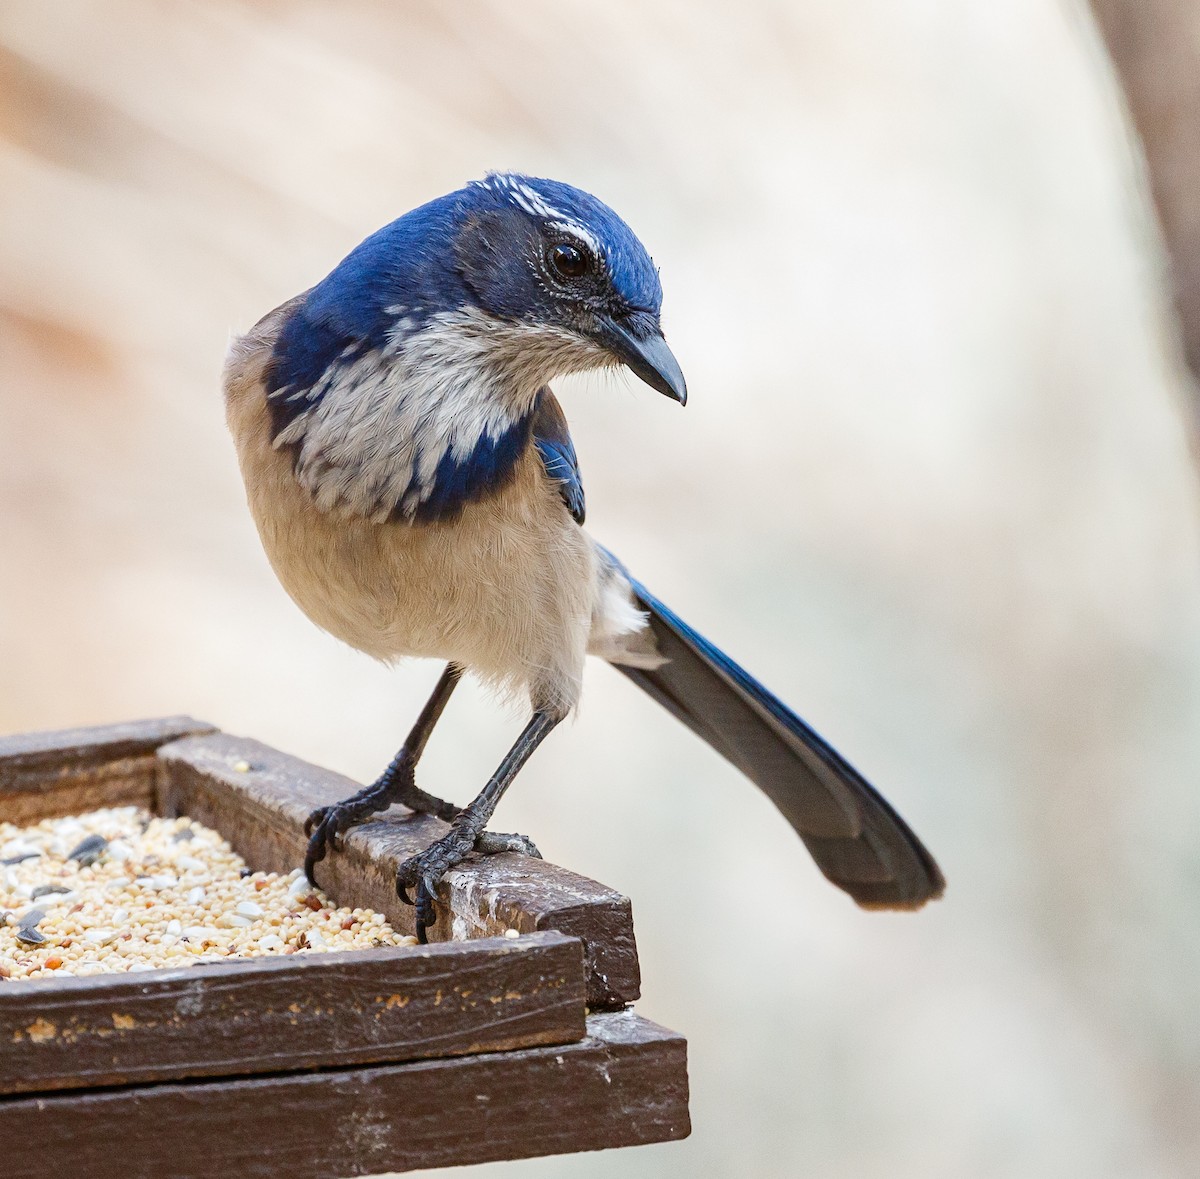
[0,931,586,1096]
[0,1010,690,1178]
[0,716,217,770]
[156,732,641,1008]
[0,716,216,823]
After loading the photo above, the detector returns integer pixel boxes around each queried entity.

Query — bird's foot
[473,831,541,859]
[397,822,541,943]
[304,758,426,886]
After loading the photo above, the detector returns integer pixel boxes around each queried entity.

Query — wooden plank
[0,932,585,1096]
[0,716,215,824]
[0,1010,689,1178]
[157,732,641,1009]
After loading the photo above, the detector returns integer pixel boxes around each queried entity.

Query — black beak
[597,316,687,405]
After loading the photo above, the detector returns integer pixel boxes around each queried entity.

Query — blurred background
[3,2,1200,1176]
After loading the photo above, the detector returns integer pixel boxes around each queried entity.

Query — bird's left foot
[396,821,541,943]
[473,831,541,858]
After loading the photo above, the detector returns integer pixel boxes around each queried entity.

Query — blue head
[449,174,683,396]
[262,175,685,523]
[269,173,686,421]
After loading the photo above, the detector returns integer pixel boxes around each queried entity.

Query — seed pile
[0,806,416,981]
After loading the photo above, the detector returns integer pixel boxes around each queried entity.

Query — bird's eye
[548,243,588,279]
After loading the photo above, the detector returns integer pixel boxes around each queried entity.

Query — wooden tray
[0,718,689,1176]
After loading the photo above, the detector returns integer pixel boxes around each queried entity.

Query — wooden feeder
[0,718,689,1177]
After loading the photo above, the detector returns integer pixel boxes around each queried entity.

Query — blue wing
[532,389,585,524]
[263,291,369,440]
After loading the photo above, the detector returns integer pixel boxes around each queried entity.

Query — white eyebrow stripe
[484,175,605,260]
[547,219,602,258]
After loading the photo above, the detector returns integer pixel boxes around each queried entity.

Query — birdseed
[0,806,416,981]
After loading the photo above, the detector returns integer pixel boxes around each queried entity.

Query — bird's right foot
[304,756,456,886]
[304,782,397,885]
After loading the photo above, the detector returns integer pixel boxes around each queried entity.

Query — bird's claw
[303,804,349,886]
[395,832,469,943]
[302,762,423,887]
[473,831,542,859]
[396,825,540,941]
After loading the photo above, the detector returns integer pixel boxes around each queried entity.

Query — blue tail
[614,579,944,909]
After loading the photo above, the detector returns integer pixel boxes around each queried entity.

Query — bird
[223,172,944,942]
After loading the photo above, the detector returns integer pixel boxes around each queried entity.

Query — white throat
[274,307,607,522]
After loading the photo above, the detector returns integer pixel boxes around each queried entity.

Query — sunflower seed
[16,908,47,946]
[67,834,108,866]
[1,848,41,866]
[30,884,74,901]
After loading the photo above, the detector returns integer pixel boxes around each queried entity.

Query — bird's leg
[397,708,561,942]
[304,663,463,885]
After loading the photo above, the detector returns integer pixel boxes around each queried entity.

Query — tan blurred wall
[2,3,1200,1177]
[1090,0,1200,404]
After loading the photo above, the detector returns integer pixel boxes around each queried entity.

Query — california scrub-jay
[223,173,944,941]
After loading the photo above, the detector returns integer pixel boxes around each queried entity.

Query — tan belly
[244,431,595,708]
[224,310,598,712]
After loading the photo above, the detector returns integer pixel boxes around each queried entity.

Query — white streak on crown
[481,174,603,261]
